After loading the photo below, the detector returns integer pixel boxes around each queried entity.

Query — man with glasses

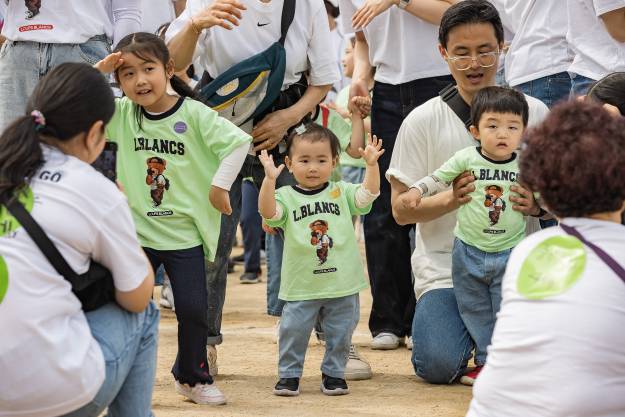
[387,0,549,384]
[339,0,456,354]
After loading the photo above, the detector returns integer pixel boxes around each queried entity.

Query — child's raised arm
[346,96,372,159]
[359,134,384,195]
[258,150,285,219]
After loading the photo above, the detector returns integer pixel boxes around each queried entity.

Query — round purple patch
[174,121,187,134]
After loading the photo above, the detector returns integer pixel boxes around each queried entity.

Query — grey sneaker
[159,280,175,311]
[239,270,261,284]
[344,344,372,380]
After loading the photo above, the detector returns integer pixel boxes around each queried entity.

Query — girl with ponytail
[95,32,251,405]
[0,63,157,416]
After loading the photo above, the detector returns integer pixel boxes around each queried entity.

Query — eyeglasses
[445,50,500,71]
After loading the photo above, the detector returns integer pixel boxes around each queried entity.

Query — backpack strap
[439,84,472,130]
[2,196,79,281]
[560,223,625,284]
[321,105,330,128]
[279,0,296,45]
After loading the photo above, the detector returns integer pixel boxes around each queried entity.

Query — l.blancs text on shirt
[472,168,519,182]
[293,202,341,222]
[134,137,185,155]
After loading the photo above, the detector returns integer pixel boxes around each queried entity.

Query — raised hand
[349,79,371,118]
[351,95,372,119]
[259,150,285,180]
[352,0,396,29]
[358,134,385,166]
[192,0,247,31]
[94,52,123,74]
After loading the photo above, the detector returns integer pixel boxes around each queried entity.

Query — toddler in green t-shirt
[402,86,530,384]
[258,124,383,397]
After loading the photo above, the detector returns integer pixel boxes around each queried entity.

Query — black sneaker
[273,377,300,396]
[321,374,349,396]
[239,270,261,284]
[227,259,236,274]
[230,253,245,265]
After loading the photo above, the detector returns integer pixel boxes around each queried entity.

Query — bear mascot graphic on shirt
[484,185,506,226]
[146,157,170,207]
[309,219,334,265]
[24,0,42,19]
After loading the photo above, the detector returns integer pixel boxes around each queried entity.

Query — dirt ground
[151,246,473,417]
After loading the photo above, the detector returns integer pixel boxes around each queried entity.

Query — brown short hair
[519,100,625,218]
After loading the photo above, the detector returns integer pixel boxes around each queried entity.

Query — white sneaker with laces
[175,381,226,405]
[344,344,372,380]
[371,332,402,350]
[207,345,218,377]
[159,281,175,311]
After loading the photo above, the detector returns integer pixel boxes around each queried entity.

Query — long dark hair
[0,63,115,202]
[113,32,196,127]
[587,72,625,116]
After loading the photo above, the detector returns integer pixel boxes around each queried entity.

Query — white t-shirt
[468,218,625,417]
[1,0,141,44]
[386,93,549,299]
[0,146,148,417]
[165,0,340,90]
[567,0,625,80]
[339,0,450,85]
[493,0,572,86]
[140,0,175,34]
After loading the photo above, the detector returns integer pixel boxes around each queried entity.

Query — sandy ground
[151,247,473,417]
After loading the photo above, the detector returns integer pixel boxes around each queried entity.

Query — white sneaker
[175,381,226,405]
[159,281,175,311]
[274,319,280,344]
[406,336,413,350]
[207,345,218,377]
[344,344,372,380]
[371,333,401,350]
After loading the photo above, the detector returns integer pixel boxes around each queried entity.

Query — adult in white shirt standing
[467,100,625,417]
[0,64,157,417]
[166,0,339,373]
[0,0,141,132]
[492,0,573,108]
[567,0,625,95]
[339,0,456,351]
[141,0,187,34]
[388,0,548,383]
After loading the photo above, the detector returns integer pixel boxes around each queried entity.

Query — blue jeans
[570,73,596,97]
[0,35,110,132]
[205,155,294,343]
[61,302,159,417]
[411,288,474,384]
[367,75,453,338]
[144,245,213,385]
[515,71,572,109]
[452,239,510,366]
[240,179,263,273]
[279,294,359,379]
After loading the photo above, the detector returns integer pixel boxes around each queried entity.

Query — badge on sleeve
[517,236,586,299]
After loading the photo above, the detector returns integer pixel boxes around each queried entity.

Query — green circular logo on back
[517,236,586,299]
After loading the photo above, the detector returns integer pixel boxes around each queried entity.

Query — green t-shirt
[432,146,525,252]
[265,181,371,301]
[106,97,251,260]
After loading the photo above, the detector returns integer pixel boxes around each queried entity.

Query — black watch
[531,207,547,218]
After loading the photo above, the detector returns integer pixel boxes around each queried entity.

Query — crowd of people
[0,0,624,416]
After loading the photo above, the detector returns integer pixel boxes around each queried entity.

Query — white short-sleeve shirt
[0,146,148,417]
[468,218,625,417]
[567,0,625,80]
[165,0,340,90]
[386,93,549,299]
[339,0,450,85]
[140,0,176,34]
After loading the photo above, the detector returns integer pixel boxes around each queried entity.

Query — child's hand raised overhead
[94,52,124,74]
[259,150,285,180]
[358,134,385,166]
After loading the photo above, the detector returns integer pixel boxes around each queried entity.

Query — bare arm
[258,151,285,219]
[115,255,155,313]
[347,111,366,159]
[352,0,459,29]
[600,7,625,43]
[349,31,373,118]
[359,136,384,194]
[173,0,187,17]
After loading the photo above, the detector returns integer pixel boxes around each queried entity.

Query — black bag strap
[2,196,79,281]
[279,0,296,45]
[560,223,625,284]
[439,84,472,130]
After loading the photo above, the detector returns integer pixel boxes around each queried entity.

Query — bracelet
[531,207,547,218]
[190,17,202,35]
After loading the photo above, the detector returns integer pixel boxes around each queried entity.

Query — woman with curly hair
[467,100,625,417]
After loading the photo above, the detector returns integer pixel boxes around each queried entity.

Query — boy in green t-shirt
[258,124,383,397]
[401,87,530,385]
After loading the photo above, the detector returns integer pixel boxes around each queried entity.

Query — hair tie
[31,110,46,131]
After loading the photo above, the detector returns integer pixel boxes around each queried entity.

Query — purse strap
[439,84,472,130]
[2,196,79,281]
[560,223,625,284]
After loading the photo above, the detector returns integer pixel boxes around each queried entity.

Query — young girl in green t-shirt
[95,33,251,405]
[258,124,382,397]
